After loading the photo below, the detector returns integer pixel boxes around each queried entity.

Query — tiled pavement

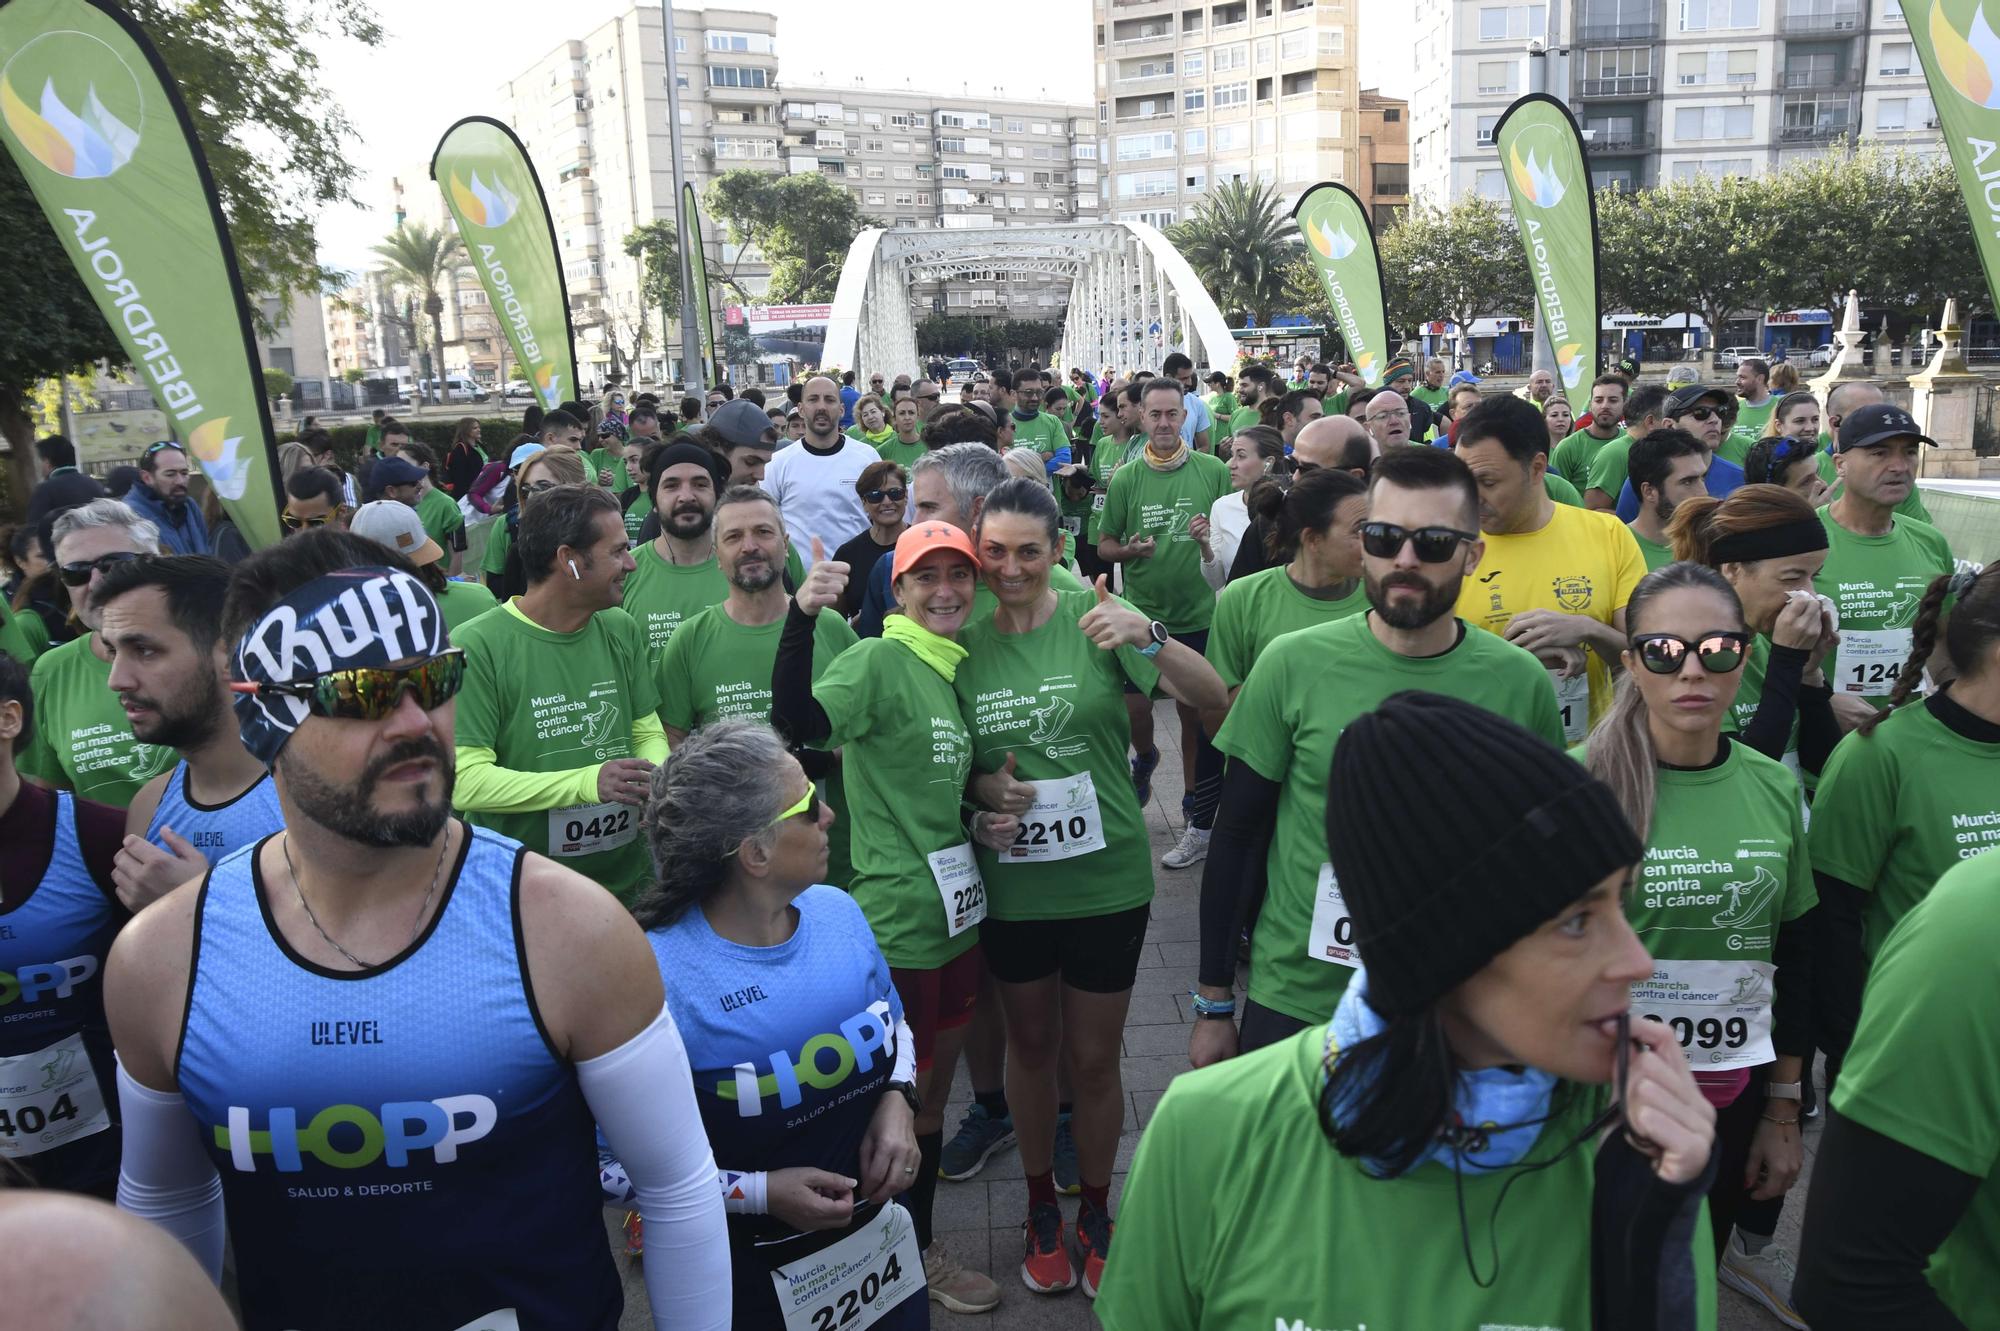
[616,701,1818,1329]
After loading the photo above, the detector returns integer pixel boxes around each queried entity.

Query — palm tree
[372,221,466,405]
[1167,180,1299,327]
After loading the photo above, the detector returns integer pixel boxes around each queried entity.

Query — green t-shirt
[845,424,898,452]
[1810,694,2000,958]
[1100,450,1231,633]
[1833,850,2000,1329]
[415,487,465,551]
[451,604,660,900]
[1629,527,1674,572]
[873,436,927,473]
[1009,411,1069,458]
[1549,427,1625,489]
[1206,392,1239,440]
[1227,405,1263,439]
[1715,427,1757,469]
[1217,615,1564,1023]
[18,634,176,807]
[436,579,499,637]
[1207,567,1367,689]
[622,492,652,545]
[1085,433,1140,546]
[0,598,47,665]
[582,447,616,486]
[954,587,1159,922]
[1812,509,1955,706]
[1095,1024,1717,1331]
[480,515,512,577]
[1323,390,1349,417]
[813,637,977,969]
[1545,471,1584,508]
[1814,448,1935,524]
[1732,395,1778,440]
[1410,382,1449,409]
[620,542,802,660]
[1584,433,1635,501]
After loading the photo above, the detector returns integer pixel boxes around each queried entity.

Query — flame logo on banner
[0,72,139,179]
[1932,1,2000,108]
[448,170,520,227]
[1555,343,1588,388]
[1306,215,1359,261]
[185,419,249,500]
[533,362,563,408]
[1508,143,1566,208]
[1354,351,1380,386]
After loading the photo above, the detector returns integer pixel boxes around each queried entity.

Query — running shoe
[622,1209,643,1257]
[1076,1201,1115,1300]
[1130,748,1160,804]
[1052,1112,1080,1195]
[1162,825,1211,869]
[1020,1201,1077,1295]
[1801,1073,1820,1120]
[939,1102,1016,1180]
[925,1242,1002,1314]
[1717,1236,1807,1331]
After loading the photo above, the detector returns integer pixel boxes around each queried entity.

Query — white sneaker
[1718,1234,1807,1330]
[1162,825,1211,868]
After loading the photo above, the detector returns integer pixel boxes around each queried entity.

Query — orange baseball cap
[891,521,978,580]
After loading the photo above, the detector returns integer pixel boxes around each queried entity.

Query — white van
[415,376,490,403]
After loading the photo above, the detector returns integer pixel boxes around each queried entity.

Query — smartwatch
[1137,620,1170,658]
[887,1079,922,1114]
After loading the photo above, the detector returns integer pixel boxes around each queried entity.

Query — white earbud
[568,559,580,579]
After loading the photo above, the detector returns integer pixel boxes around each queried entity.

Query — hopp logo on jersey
[1293,183,1389,389]
[1492,96,1601,421]
[212,1095,497,1172]
[716,999,896,1115]
[0,954,100,1006]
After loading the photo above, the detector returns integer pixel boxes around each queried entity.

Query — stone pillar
[1907,301,1987,479]
[1810,288,1870,396]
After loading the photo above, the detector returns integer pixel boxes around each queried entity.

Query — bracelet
[1189,991,1236,1018]
[1760,1114,1800,1127]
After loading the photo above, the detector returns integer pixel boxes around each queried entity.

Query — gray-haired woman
[606,719,929,1329]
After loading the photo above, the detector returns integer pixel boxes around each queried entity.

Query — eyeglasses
[768,780,820,827]
[522,479,561,495]
[58,551,141,586]
[864,487,908,504]
[1679,406,1723,423]
[1629,632,1749,675]
[1360,521,1477,563]
[280,509,347,531]
[230,650,466,721]
[913,391,940,401]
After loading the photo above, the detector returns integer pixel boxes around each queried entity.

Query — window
[1117,130,1176,160]
[1121,208,1178,228]
[1319,28,1346,55]
[1257,119,1276,146]
[1879,41,1913,76]
[1008,170,1026,184]
[1214,123,1247,151]
[707,66,769,88]
[1184,87,1208,112]
[1671,157,1754,180]
[1475,168,1506,199]
[1185,166,1208,191]
[938,136,965,153]
[893,165,912,180]
[1034,196,1052,209]
[1032,122,1049,134]
[892,139,911,153]
[1382,106,1400,121]
[1374,162,1408,196]
[864,137,885,152]
[1476,61,1520,95]
[1116,169,1176,197]
[1479,4,1547,39]
[706,30,775,54]
[942,164,970,180]
[916,191,931,204]
[916,163,934,177]
[1007,145,1026,158]
[863,111,884,126]
[712,136,778,160]
[1875,95,1935,130]
[1214,44,1248,72]
[1256,38,1273,66]
[865,191,887,205]
[1476,114,1500,145]
[1680,0,1758,30]
[1592,166,1638,190]
[1006,119,1025,133]
[1184,49,1206,76]
[1124,55,1177,80]
[865,164,885,178]
[1075,166,1099,184]
[1673,104,1754,139]
[1073,142,1099,160]
[1186,127,1208,151]
[1214,81,1250,108]
[1032,146,1052,159]
[1281,31,1308,59]
[1676,48,1758,84]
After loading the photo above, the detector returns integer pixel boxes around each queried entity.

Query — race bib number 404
[772,1201,923,1331]
[0,1032,111,1159]
[1631,959,1776,1070]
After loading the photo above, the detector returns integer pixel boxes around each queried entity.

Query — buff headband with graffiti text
[231,566,446,768]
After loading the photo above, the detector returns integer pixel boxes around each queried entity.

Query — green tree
[704,170,873,303]
[371,222,466,407]
[1166,180,1298,327]
[917,315,982,357]
[624,220,681,335]
[341,367,368,385]
[1605,175,1774,359]
[0,0,382,501]
[262,367,293,402]
[1377,198,1531,354]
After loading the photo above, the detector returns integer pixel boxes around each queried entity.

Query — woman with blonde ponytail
[1585,561,1819,1316]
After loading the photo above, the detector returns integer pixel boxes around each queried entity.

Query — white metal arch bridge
[821,222,1236,379]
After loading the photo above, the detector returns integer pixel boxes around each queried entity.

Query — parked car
[502,379,536,402]
[1809,343,1836,368]
[946,357,981,380]
[1716,346,1761,369]
[415,375,489,403]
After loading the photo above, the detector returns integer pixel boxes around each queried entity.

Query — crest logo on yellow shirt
[1552,575,1594,612]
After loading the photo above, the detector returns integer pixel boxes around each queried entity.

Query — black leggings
[1708,1067,1779,1258]
[1238,999,1311,1054]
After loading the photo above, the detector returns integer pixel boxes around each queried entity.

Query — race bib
[1550,668,1590,744]
[1631,959,1776,1071]
[1007,774,1105,863]
[1091,492,1106,513]
[1837,628,1913,696]
[547,802,638,858]
[927,843,987,937]
[771,1202,923,1331]
[1307,863,1360,969]
[1062,515,1083,537]
[0,1032,111,1159]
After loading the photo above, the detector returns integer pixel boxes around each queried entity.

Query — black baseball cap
[1837,402,1935,452]
[707,398,777,448]
[1665,384,1730,416]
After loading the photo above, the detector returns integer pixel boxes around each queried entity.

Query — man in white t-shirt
[760,373,883,565]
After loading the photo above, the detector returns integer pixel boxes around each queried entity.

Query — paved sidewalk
[615,701,1815,1329]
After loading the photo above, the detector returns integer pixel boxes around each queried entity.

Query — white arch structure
[822,222,1236,379]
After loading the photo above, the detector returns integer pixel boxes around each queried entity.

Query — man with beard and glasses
[452,486,662,902]
[655,486,859,888]
[122,444,210,556]
[104,557,284,912]
[20,500,173,807]
[103,532,730,1331]
[762,375,883,568]
[1624,429,1711,572]
[1189,446,1563,1063]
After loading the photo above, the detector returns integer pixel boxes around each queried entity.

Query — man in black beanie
[1194,445,1568,1062]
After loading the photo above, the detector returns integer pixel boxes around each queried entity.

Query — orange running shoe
[1076,1202,1114,1300]
[1020,1201,1076,1295]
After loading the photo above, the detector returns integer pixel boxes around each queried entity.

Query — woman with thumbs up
[954,478,1227,1300]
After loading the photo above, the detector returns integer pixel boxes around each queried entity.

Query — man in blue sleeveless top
[100,557,285,911]
[0,653,129,1197]
[104,531,731,1331]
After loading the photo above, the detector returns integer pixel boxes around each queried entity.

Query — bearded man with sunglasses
[103,531,731,1331]
[19,500,174,808]
[1192,446,1565,1063]
[1454,395,1648,749]
[1613,384,1748,522]
[104,557,284,913]
[281,468,352,535]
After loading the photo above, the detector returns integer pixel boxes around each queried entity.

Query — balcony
[1579,75,1657,97]
[1577,22,1660,42]
[1778,6,1861,33]
[1586,130,1656,152]
[1111,24,1175,49]
[1781,67,1847,89]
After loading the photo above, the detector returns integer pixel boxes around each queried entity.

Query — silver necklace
[283,827,451,970]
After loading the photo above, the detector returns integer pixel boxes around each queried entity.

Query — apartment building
[1358,89,1410,229]
[1091,0,1361,229]
[1411,0,1942,205]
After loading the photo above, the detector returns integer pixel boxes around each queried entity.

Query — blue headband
[231,566,446,767]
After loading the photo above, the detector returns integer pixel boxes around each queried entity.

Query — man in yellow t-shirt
[1452,395,1646,745]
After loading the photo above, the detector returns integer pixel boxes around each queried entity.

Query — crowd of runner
[0,349,1993,1331]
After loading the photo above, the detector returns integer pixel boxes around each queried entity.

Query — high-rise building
[1411,0,1941,206]
[1090,0,1361,229]
[1358,89,1410,230]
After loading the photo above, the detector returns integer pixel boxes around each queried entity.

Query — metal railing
[1577,22,1660,41]
[1778,119,1855,141]
[1778,7,1862,33]
[1782,67,1847,89]
[1580,75,1657,96]
[1586,131,1656,152]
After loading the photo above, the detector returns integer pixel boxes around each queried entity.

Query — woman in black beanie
[1096,692,1719,1331]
